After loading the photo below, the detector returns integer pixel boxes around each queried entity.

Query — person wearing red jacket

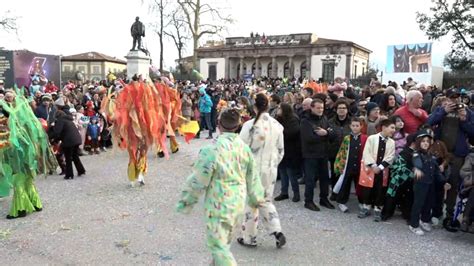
[44,81,59,94]
[393,90,428,134]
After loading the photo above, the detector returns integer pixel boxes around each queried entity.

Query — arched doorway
[267,62,273,77]
[236,63,247,78]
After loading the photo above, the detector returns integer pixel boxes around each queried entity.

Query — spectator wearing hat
[409,130,445,236]
[427,87,474,230]
[35,94,57,126]
[361,102,381,136]
[393,90,428,134]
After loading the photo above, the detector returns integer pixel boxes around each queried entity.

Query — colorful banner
[0,50,14,88]
[13,50,61,88]
[386,43,432,73]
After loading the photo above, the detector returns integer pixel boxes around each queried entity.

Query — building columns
[225,56,230,79]
[271,57,277,78]
[345,53,352,79]
[306,55,312,79]
[288,55,294,78]
[239,57,244,79]
[255,57,260,78]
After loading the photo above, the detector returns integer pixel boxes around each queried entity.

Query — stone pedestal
[125,50,150,81]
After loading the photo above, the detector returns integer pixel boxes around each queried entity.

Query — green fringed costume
[0,89,56,219]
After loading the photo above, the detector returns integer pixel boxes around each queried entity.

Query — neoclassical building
[196,33,371,81]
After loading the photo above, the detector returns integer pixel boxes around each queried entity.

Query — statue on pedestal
[130,16,149,55]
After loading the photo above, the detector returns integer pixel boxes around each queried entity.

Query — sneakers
[409,225,425,236]
[431,217,440,226]
[373,209,382,222]
[338,203,349,213]
[274,194,289,201]
[237,237,257,248]
[304,202,320,212]
[420,221,432,232]
[358,208,370,218]
[274,232,286,248]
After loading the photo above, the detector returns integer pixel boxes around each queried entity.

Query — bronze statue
[131,16,145,51]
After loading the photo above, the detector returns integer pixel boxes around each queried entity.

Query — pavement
[0,135,473,265]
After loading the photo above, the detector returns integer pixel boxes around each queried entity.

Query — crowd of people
[1,74,474,264]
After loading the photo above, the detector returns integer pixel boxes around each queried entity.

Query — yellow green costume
[177,133,264,265]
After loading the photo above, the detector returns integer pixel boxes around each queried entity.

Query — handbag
[358,161,375,188]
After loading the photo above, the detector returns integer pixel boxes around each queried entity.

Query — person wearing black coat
[274,103,301,202]
[49,110,85,179]
[300,99,336,211]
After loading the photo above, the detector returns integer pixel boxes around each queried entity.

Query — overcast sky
[1,0,453,72]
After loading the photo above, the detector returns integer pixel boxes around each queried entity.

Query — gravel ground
[0,135,473,265]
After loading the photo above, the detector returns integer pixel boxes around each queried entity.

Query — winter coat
[277,114,302,167]
[428,107,474,157]
[328,115,351,159]
[198,92,213,114]
[181,95,193,118]
[300,112,335,159]
[460,152,474,195]
[412,151,445,184]
[49,112,82,148]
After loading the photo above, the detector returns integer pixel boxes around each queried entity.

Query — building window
[77,66,86,73]
[322,62,335,82]
[64,66,71,72]
[93,66,101,74]
[300,61,307,78]
[267,62,273,77]
[354,65,358,78]
[283,62,290,78]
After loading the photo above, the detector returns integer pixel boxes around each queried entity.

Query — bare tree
[177,0,232,69]
[164,8,191,74]
[0,11,18,33]
[149,0,169,72]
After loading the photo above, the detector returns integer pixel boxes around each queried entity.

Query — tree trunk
[159,0,164,72]
[193,36,198,71]
[192,0,200,71]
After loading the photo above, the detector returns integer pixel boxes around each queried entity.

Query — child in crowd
[87,116,101,155]
[361,102,381,136]
[359,118,396,222]
[383,134,417,221]
[460,150,474,233]
[76,106,89,153]
[333,117,367,213]
[409,130,445,236]
[392,115,407,156]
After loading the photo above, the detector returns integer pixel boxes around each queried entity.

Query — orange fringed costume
[155,81,182,155]
[112,81,168,185]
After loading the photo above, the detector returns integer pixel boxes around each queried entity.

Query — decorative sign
[229,34,310,47]
[0,50,14,87]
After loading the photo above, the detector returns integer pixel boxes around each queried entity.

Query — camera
[454,104,465,110]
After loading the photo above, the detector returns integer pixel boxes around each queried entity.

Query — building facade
[196,33,371,81]
[61,52,126,82]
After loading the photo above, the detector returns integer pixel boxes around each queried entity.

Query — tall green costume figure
[0,89,55,219]
[177,109,264,265]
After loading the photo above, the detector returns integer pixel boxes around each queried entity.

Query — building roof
[62,51,126,64]
[313,37,372,53]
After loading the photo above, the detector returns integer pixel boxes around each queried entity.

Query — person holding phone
[427,87,474,231]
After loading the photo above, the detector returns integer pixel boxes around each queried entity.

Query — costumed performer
[0,89,55,219]
[177,108,264,265]
[112,80,167,187]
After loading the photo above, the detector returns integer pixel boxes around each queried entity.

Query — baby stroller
[444,183,473,233]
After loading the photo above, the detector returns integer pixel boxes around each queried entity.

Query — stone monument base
[125,50,150,81]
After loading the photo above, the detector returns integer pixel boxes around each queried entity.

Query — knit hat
[41,93,52,101]
[54,97,65,107]
[366,102,379,114]
[219,108,241,131]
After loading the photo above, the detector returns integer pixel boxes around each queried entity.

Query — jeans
[197,112,213,137]
[278,164,300,196]
[410,182,434,228]
[304,158,329,203]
